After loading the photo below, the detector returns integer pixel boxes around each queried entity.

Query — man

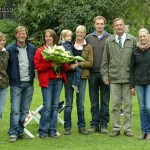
[7,26,36,142]
[101,18,136,137]
[86,16,110,134]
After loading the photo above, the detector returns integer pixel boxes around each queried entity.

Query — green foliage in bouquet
[42,45,85,64]
[42,45,85,77]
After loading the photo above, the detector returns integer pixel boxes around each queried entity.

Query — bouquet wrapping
[42,45,85,77]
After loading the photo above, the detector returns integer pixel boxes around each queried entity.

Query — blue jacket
[61,41,74,55]
[6,42,36,86]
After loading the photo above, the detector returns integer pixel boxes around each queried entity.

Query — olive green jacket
[101,33,136,83]
[0,50,9,88]
[80,44,93,79]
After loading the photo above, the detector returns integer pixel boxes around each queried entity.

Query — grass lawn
[0,79,149,150]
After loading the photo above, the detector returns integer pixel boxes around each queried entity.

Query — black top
[130,47,150,88]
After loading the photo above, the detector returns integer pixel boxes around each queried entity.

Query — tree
[13,0,150,47]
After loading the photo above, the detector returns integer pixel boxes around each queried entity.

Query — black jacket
[130,47,150,88]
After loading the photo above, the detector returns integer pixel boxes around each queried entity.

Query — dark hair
[43,29,57,45]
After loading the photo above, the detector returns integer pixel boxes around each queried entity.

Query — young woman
[0,32,9,144]
[34,29,69,138]
[130,28,150,140]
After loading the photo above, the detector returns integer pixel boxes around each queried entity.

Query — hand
[51,62,58,67]
[130,88,135,95]
[69,63,79,70]
[103,80,109,85]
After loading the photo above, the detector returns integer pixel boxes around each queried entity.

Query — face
[45,32,54,46]
[94,19,105,33]
[0,37,6,50]
[139,31,149,45]
[15,30,27,43]
[113,19,125,36]
[64,34,72,42]
[76,29,85,40]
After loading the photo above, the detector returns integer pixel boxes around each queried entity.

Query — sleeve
[100,41,110,81]
[34,48,52,72]
[130,51,136,88]
[79,44,93,69]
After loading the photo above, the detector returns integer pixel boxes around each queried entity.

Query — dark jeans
[89,72,110,129]
[64,72,86,129]
[72,67,82,87]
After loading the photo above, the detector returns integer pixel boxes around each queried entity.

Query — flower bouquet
[42,45,85,77]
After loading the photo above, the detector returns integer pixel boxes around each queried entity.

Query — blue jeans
[72,67,82,87]
[89,72,110,129]
[0,88,8,120]
[64,72,86,129]
[38,79,63,136]
[8,82,34,136]
[135,84,150,133]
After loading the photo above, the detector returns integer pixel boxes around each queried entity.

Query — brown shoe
[100,128,108,134]
[138,134,147,140]
[146,134,150,140]
[124,131,133,137]
[79,128,89,135]
[88,127,99,133]
[110,131,120,137]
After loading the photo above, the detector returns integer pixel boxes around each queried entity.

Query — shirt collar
[2,48,6,51]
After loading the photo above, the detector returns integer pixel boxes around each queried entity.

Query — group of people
[0,16,150,144]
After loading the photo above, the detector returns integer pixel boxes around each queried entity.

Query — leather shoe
[100,128,108,134]
[110,131,120,137]
[79,128,89,135]
[138,134,147,140]
[124,131,133,137]
[146,134,150,140]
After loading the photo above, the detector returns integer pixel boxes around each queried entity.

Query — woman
[0,32,9,144]
[64,25,93,135]
[130,28,150,140]
[34,29,69,138]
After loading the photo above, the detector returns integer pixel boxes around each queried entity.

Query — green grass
[0,79,150,150]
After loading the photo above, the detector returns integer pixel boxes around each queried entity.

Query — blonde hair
[0,32,6,41]
[93,16,106,24]
[16,26,28,35]
[59,29,72,43]
[138,28,149,35]
[113,18,125,25]
[76,25,87,37]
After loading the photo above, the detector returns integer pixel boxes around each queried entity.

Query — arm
[79,44,93,69]
[130,50,136,94]
[34,47,52,72]
[101,42,110,84]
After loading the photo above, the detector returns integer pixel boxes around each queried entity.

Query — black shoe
[39,134,48,139]
[79,128,89,135]
[49,133,59,139]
